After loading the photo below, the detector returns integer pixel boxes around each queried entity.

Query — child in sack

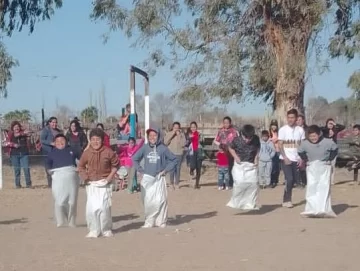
[132,127,177,228]
[118,137,144,193]
[297,125,338,218]
[78,128,119,238]
[46,134,79,228]
[258,130,276,189]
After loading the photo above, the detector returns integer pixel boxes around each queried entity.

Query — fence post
[0,127,3,190]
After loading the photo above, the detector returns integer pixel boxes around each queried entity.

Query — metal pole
[0,128,3,190]
[130,69,136,138]
[129,65,149,143]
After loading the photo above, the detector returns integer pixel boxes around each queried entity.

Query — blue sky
[0,1,358,119]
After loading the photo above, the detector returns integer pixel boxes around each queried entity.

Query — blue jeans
[10,154,31,187]
[218,167,229,187]
[170,155,183,185]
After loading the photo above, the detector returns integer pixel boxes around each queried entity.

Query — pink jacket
[118,138,144,167]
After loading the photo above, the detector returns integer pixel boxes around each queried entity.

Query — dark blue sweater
[46,147,76,170]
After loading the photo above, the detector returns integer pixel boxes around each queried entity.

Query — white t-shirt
[278,125,305,162]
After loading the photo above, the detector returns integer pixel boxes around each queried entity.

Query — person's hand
[175,130,181,136]
[158,171,166,176]
[50,142,55,146]
[297,159,304,168]
[235,157,241,164]
[325,161,331,165]
[254,160,258,166]
[13,143,19,148]
[105,177,113,184]
[284,157,291,165]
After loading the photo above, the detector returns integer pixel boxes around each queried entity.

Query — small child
[78,128,119,238]
[118,137,144,193]
[46,134,79,228]
[258,130,276,189]
[298,125,338,218]
[132,127,177,228]
[217,144,229,190]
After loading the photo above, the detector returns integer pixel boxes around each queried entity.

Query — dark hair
[96,123,105,130]
[326,118,335,126]
[126,103,130,108]
[241,124,255,139]
[70,120,81,132]
[307,125,321,135]
[89,128,105,141]
[219,143,226,150]
[190,121,198,128]
[353,124,360,130]
[223,116,232,124]
[10,121,22,132]
[54,133,67,142]
[269,120,278,138]
[128,137,136,144]
[261,130,270,137]
[287,109,298,117]
[47,116,57,125]
[172,122,181,128]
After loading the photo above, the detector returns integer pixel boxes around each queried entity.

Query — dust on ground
[0,163,359,271]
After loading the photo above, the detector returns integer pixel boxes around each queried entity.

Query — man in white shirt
[278,109,305,208]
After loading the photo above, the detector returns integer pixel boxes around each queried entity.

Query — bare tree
[150,92,174,129]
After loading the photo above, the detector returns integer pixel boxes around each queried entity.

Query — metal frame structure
[130,65,149,142]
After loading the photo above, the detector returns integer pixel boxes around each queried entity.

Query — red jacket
[104,133,110,148]
[217,151,229,167]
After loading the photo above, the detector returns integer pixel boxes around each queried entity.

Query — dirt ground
[0,162,359,271]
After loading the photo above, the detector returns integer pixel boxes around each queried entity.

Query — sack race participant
[226,125,261,210]
[46,134,79,227]
[132,127,177,228]
[78,128,119,238]
[298,125,338,218]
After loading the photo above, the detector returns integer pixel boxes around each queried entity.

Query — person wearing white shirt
[278,109,305,208]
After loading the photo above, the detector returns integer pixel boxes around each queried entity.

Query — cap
[146,128,157,135]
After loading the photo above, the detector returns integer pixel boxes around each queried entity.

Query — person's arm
[269,141,276,158]
[132,146,145,174]
[106,151,120,183]
[162,147,178,174]
[164,131,175,145]
[133,138,145,153]
[77,151,89,181]
[228,146,240,163]
[297,142,308,162]
[213,131,221,146]
[45,153,53,173]
[40,129,53,147]
[335,124,346,133]
[278,127,289,162]
[180,133,186,148]
[329,141,338,161]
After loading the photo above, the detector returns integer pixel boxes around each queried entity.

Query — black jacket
[321,124,345,143]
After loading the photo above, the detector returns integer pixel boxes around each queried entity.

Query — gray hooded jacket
[132,128,178,177]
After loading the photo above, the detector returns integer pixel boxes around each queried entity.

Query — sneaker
[141,223,153,229]
[102,230,114,237]
[225,186,229,190]
[282,202,294,208]
[218,186,223,190]
[158,223,167,228]
[86,231,99,238]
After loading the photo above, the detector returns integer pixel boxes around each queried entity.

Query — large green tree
[3,109,31,122]
[0,0,62,97]
[81,106,99,124]
[91,0,359,122]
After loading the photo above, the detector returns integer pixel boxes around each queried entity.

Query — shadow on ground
[168,211,217,225]
[333,204,358,215]
[0,218,28,225]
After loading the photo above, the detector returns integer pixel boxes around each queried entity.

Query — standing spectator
[258,130,276,189]
[164,122,186,189]
[269,120,280,187]
[217,144,229,190]
[117,103,139,140]
[322,118,345,185]
[278,109,305,208]
[66,120,88,161]
[6,121,32,188]
[213,116,239,188]
[40,117,60,188]
[96,123,110,148]
[296,114,308,187]
[186,122,204,189]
